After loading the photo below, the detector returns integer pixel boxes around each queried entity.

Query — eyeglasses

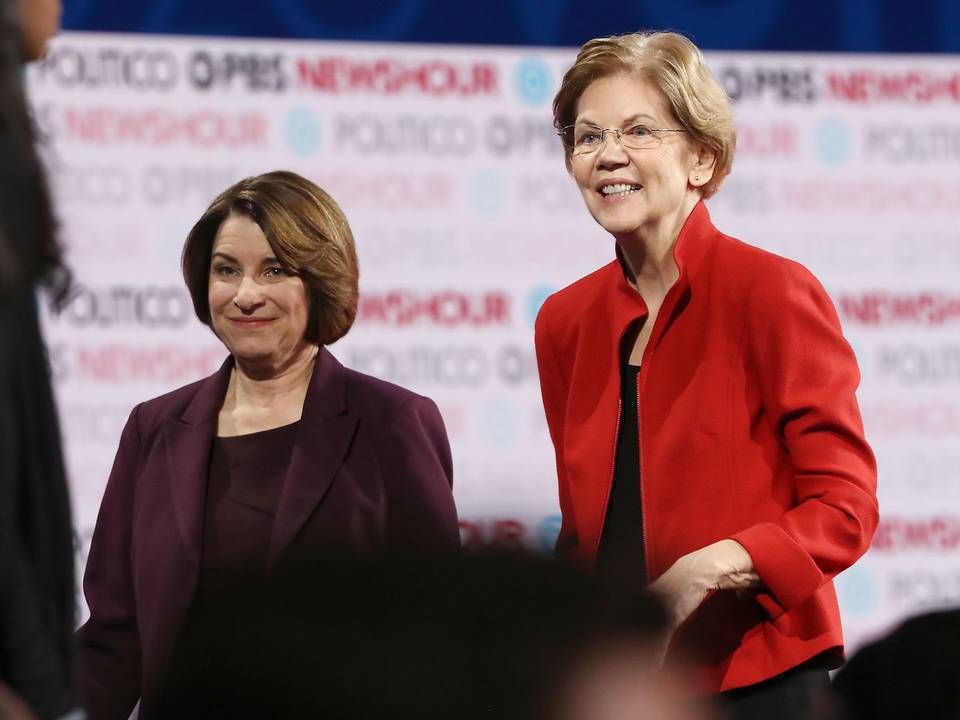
[558,123,686,156]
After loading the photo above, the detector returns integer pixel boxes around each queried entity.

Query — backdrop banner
[26,32,960,649]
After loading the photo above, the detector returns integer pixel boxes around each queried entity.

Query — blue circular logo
[468,167,509,217]
[525,284,555,327]
[536,514,562,553]
[515,56,552,106]
[836,564,879,617]
[480,397,521,449]
[284,106,322,157]
[815,117,854,166]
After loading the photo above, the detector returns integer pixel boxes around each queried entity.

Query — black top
[160,422,299,708]
[595,360,647,593]
[197,421,299,596]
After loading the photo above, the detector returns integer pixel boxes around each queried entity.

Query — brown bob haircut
[553,31,736,198]
[182,170,359,345]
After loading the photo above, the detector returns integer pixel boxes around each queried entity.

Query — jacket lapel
[267,348,358,569]
[163,358,233,567]
[610,200,716,358]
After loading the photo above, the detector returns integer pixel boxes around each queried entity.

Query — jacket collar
[163,347,357,571]
[612,200,716,302]
[608,200,718,352]
[178,347,347,427]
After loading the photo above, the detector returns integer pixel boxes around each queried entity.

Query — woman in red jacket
[535,31,878,719]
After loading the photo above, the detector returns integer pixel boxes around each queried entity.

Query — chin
[590,211,643,237]
[227,344,277,365]
[586,203,643,236]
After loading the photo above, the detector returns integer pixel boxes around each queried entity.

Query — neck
[616,194,699,295]
[230,344,319,411]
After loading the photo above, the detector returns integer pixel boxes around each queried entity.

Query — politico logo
[874,344,960,386]
[330,113,477,157]
[888,569,960,612]
[46,284,193,329]
[32,44,179,91]
[48,162,242,208]
[484,116,559,158]
[295,56,499,98]
[861,123,960,164]
[338,343,538,389]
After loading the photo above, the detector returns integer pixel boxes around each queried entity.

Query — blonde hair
[553,31,735,198]
[182,171,359,345]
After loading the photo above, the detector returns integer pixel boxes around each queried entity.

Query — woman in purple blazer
[76,171,460,720]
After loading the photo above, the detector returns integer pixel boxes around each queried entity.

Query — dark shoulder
[127,374,215,433]
[340,365,435,422]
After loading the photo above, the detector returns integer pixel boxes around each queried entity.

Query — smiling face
[208,212,312,372]
[570,73,710,241]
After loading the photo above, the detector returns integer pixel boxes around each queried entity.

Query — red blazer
[76,348,459,719]
[534,202,878,692]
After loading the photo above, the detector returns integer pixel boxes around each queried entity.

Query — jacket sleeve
[382,395,460,551]
[534,302,579,561]
[75,406,144,720]
[730,261,879,618]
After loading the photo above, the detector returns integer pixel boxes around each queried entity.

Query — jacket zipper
[636,369,649,584]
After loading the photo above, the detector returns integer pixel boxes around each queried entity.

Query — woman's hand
[648,539,761,665]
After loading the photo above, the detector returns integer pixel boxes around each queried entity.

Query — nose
[233,275,265,312]
[594,130,629,169]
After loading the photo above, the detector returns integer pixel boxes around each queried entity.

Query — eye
[264,266,288,278]
[576,129,601,146]
[212,264,238,278]
[627,124,653,138]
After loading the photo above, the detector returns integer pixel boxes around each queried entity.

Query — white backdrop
[25,32,960,651]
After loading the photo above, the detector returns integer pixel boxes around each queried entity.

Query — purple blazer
[76,348,459,720]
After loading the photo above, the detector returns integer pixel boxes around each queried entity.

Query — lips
[227,317,276,327]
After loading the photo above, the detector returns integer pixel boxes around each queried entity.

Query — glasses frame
[558,124,686,156]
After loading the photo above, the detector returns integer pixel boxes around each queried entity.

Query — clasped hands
[647,539,760,666]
